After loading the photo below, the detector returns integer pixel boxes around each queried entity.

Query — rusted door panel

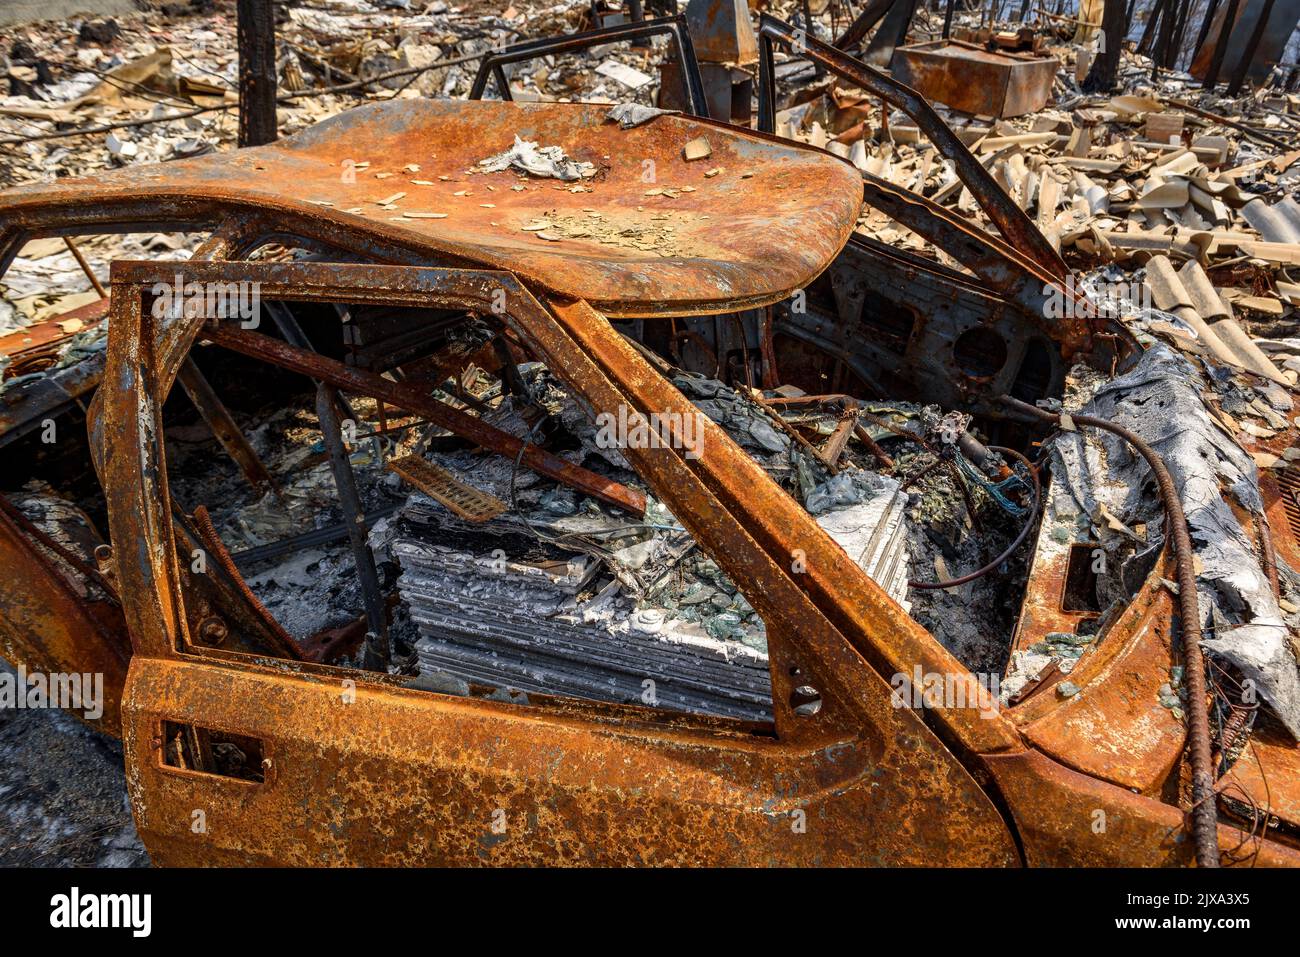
[99,262,1022,866]
[984,749,1300,867]
[122,655,1020,866]
[0,503,129,737]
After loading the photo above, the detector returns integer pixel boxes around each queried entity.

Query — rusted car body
[0,19,1297,867]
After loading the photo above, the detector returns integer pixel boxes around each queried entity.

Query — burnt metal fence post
[1084,0,1131,93]
[237,0,278,147]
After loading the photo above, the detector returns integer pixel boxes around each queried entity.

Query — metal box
[891,40,1058,118]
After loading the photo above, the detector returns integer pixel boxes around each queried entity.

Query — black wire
[907,445,1042,591]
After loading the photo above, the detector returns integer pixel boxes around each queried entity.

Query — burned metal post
[680,0,757,122]
[237,0,278,147]
[863,0,917,68]
[176,356,276,493]
[1151,0,1178,78]
[1193,0,1223,55]
[835,0,897,50]
[1137,0,1166,54]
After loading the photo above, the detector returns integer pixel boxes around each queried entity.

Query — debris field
[2,0,1300,868]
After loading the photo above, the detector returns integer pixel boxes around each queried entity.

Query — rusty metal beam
[197,311,646,516]
[176,356,276,493]
[314,382,390,670]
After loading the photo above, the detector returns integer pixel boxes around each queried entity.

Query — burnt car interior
[3,9,1299,869]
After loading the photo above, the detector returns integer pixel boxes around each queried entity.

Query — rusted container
[891,40,1059,118]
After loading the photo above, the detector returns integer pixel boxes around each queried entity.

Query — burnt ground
[0,660,147,867]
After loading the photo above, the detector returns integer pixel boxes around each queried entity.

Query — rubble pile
[372,369,917,719]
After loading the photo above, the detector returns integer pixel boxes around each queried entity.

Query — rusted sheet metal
[684,0,758,65]
[0,101,863,319]
[102,261,1022,866]
[121,654,1020,866]
[778,234,1075,418]
[891,41,1059,119]
[1219,730,1300,831]
[984,748,1300,866]
[1011,559,1187,795]
[0,499,130,737]
[854,177,1106,367]
[0,295,108,371]
[1007,537,1096,660]
[180,505,309,663]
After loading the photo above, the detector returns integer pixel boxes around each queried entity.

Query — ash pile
[372,366,913,721]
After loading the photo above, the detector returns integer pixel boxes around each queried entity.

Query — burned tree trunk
[237,0,278,147]
[1083,0,1128,93]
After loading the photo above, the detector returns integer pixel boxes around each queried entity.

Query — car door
[98,259,1023,866]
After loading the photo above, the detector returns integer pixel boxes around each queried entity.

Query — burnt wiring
[907,444,1042,591]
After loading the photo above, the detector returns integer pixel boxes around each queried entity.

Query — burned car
[1,18,1298,868]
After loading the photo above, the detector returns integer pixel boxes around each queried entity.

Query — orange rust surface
[1012,564,1186,795]
[0,100,864,318]
[1219,731,1300,832]
[984,748,1300,866]
[103,263,1022,866]
[122,654,1021,866]
[91,258,1300,866]
[1007,496,1097,659]
[0,504,129,736]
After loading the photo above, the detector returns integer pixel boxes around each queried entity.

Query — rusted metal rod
[63,236,105,298]
[315,382,389,671]
[999,394,1221,868]
[177,356,276,493]
[852,423,895,469]
[1257,512,1281,598]
[201,321,646,516]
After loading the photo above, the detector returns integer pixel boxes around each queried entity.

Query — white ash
[474,135,595,182]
